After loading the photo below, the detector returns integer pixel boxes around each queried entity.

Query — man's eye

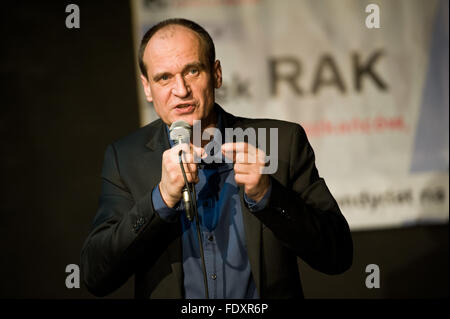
[161,74,169,80]
[189,68,198,75]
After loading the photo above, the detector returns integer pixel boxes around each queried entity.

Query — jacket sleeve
[252,124,353,275]
[80,144,180,297]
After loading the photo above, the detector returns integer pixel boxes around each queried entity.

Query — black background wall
[1,1,448,299]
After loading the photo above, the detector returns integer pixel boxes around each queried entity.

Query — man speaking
[81,18,353,299]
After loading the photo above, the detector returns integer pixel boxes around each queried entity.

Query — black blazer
[81,105,353,298]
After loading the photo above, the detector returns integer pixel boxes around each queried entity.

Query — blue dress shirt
[151,112,272,299]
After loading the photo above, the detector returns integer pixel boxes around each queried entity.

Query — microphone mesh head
[169,120,192,144]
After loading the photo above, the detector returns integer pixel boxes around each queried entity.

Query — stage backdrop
[131,0,448,230]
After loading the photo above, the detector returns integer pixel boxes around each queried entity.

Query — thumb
[191,144,206,161]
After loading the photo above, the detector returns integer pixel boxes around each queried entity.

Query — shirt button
[208,235,214,242]
[211,274,217,280]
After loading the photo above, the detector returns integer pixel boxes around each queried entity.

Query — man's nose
[171,74,190,97]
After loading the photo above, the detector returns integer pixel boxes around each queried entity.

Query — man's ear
[213,60,222,89]
[140,74,153,102]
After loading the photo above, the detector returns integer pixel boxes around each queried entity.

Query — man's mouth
[175,103,195,109]
[174,104,195,113]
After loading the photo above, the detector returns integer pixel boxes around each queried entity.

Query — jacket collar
[145,119,171,152]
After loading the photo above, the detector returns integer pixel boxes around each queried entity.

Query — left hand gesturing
[221,142,270,203]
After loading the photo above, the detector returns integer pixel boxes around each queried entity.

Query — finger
[186,163,198,174]
[221,142,259,164]
[221,142,237,162]
[221,142,249,154]
[180,162,198,180]
[169,144,189,163]
[185,172,198,183]
[176,143,190,154]
[233,163,252,174]
[179,161,196,174]
[178,162,193,178]
[181,151,195,164]
[177,144,204,163]
[191,144,206,160]
[237,150,258,164]
[178,147,195,164]
[234,173,247,185]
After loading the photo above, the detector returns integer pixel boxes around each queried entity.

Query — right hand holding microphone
[159,143,204,208]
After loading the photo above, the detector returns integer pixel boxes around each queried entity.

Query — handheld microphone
[169,120,209,298]
[169,120,194,221]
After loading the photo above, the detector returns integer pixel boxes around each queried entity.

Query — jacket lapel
[145,120,170,152]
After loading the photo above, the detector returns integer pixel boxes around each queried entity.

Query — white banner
[131,0,449,230]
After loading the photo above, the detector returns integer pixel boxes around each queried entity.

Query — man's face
[141,25,222,127]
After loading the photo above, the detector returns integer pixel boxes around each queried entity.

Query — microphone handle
[182,184,194,221]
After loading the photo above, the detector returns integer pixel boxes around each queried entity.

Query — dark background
[1,1,448,299]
